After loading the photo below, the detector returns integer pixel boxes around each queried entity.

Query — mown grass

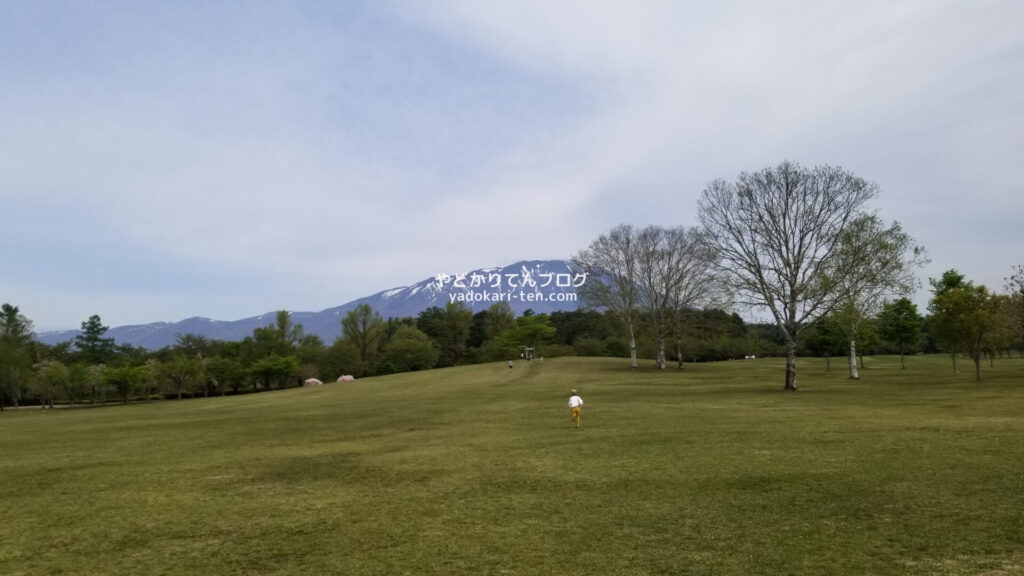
[2,355,1024,575]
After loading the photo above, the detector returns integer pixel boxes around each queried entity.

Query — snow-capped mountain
[36,260,584,349]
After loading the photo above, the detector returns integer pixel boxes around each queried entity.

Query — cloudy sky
[3,1,1022,331]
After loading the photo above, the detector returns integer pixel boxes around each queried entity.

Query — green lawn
[2,355,1024,575]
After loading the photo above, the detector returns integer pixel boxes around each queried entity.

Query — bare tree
[1005,265,1024,355]
[698,161,877,390]
[573,224,641,369]
[635,226,723,369]
[672,237,730,369]
[636,226,677,369]
[829,215,927,379]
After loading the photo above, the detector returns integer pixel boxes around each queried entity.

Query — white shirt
[568,395,583,408]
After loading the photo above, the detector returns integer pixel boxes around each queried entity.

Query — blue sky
[3,1,1022,331]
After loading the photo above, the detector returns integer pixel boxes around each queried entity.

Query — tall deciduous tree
[669,230,725,370]
[484,302,515,341]
[928,270,968,372]
[173,333,214,357]
[32,360,68,408]
[342,304,384,375]
[0,341,30,409]
[636,225,676,369]
[206,356,244,395]
[249,354,298,390]
[636,226,721,369]
[928,270,996,380]
[156,355,203,399]
[698,161,878,390]
[573,224,641,369]
[251,310,304,357]
[877,297,923,369]
[105,365,144,404]
[986,294,1018,360]
[828,215,927,379]
[65,363,91,405]
[443,302,473,365]
[383,326,439,372]
[1005,265,1024,354]
[801,313,845,371]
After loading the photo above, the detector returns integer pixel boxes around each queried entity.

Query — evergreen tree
[75,315,116,364]
[1,303,35,348]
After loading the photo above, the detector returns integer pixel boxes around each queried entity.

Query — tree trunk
[784,300,798,391]
[973,352,982,381]
[676,337,684,370]
[848,337,860,380]
[629,327,638,370]
[656,336,666,370]
[899,342,906,369]
[785,341,798,391]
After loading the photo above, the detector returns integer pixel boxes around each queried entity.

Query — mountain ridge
[37,259,584,349]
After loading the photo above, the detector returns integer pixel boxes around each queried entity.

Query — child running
[568,389,583,428]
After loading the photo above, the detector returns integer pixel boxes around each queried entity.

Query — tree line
[2,266,1021,409]
[0,298,782,409]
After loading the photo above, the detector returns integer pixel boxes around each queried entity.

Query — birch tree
[573,224,641,369]
[698,161,877,390]
[828,215,927,379]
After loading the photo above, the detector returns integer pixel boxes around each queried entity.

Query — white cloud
[3,1,1023,328]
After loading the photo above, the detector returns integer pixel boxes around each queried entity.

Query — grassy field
[2,355,1024,575]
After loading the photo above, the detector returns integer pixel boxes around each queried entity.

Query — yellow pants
[571,407,581,427]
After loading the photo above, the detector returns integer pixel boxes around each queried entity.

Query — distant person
[508,360,514,369]
[568,389,583,428]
